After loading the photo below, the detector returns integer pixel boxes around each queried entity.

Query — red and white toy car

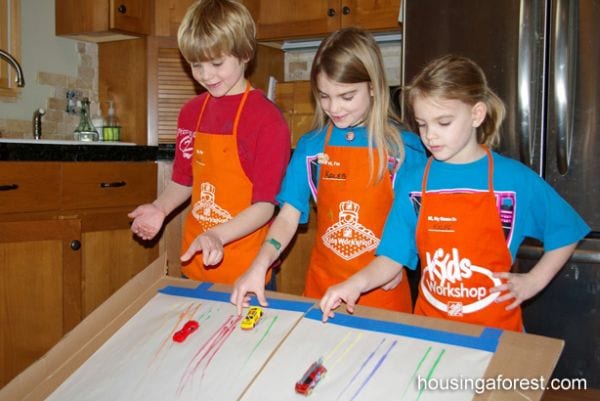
[295,358,327,396]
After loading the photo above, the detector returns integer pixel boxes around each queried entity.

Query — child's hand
[128,203,166,240]
[490,272,545,310]
[180,231,224,266]
[230,268,269,316]
[319,280,362,323]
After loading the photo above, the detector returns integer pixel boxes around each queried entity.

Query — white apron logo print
[321,200,379,260]
[421,247,502,315]
[192,182,232,230]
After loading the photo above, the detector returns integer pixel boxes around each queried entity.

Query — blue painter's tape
[158,284,314,313]
[305,309,501,352]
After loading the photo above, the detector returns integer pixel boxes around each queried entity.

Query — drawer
[62,162,157,210]
[0,162,62,214]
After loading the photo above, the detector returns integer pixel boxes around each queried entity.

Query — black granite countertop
[0,142,176,161]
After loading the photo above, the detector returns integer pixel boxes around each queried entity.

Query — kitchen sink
[0,138,136,146]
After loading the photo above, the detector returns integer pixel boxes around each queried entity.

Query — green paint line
[416,348,446,401]
[399,346,432,401]
[243,315,279,367]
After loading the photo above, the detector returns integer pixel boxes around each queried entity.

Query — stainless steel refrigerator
[402,0,599,387]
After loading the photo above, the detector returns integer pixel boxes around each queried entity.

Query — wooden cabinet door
[243,0,339,40]
[341,0,402,32]
[56,0,149,37]
[110,0,151,35]
[0,219,82,387]
[80,210,159,316]
[154,0,196,37]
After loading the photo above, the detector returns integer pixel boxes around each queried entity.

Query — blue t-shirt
[276,124,427,224]
[378,150,591,269]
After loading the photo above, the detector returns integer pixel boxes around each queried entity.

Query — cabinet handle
[100,181,126,188]
[327,8,336,17]
[70,240,81,251]
[342,6,351,15]
[0,184,18,191]
[117,4,127,14]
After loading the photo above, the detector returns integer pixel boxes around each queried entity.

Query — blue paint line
[335,338,385,401]
[158,284,314,313]
[349,339,397,401]
[304,309,501,352]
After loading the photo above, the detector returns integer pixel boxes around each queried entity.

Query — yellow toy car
[241,306,263,330]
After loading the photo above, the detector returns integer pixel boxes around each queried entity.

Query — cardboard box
[0,255,563,401]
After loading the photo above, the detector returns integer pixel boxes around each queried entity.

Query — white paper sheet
[241,313,497,401]
[47,291,306,401]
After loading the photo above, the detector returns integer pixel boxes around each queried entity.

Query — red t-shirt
[172,89,291,204]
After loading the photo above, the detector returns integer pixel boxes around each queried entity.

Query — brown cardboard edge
[0,254,196,401]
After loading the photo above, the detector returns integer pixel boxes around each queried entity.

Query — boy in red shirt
[129,0,290,283]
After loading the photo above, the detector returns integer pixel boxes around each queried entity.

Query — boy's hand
[230,267,269,316]
[180,232,224,266]
[128,203,166,240]
[319,280,362,323]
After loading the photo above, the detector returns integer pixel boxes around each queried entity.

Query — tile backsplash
[0,42,99,140]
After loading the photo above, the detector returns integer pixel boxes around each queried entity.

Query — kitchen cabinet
[55,0,151,41]
[0,218,81,388]
[275,80,315,147]
[242,0,402,40]
[0,161,158,386]
[153,0,196,37]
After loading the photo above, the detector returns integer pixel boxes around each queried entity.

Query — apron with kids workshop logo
[414,147,522,331]
[181,82,269,283]
[304,124,413,312]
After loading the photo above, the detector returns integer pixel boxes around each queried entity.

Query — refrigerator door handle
[517,0,535,168]
[552,0,577,175]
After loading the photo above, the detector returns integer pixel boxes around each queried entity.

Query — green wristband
[264,238,281,251]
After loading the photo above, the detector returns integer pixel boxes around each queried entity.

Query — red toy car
[172,320,199,343]
[295,358,327,396]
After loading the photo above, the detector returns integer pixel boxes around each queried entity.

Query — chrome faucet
[33,108,46,140]
[0,49,25,87]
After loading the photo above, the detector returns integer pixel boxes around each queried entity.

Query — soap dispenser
[73,98,99,141]
[103,101,121,142]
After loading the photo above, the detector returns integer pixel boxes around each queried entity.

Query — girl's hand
[180,231,224,266]
[319,280,362,323]
[230,267,269,316]
[128,203,166,240]
[490,272,546,310]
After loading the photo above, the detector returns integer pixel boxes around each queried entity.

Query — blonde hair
[310,27,404,182]
[177,0,256,64]
[404,55,505,148]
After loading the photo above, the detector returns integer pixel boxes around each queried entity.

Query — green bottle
[73,98,99,141]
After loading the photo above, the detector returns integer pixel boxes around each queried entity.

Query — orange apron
[181,83,269,283]
[414,147,522,331]
[304,124,413,312]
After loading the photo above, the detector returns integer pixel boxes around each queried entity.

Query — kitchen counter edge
[0,143,176,162]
